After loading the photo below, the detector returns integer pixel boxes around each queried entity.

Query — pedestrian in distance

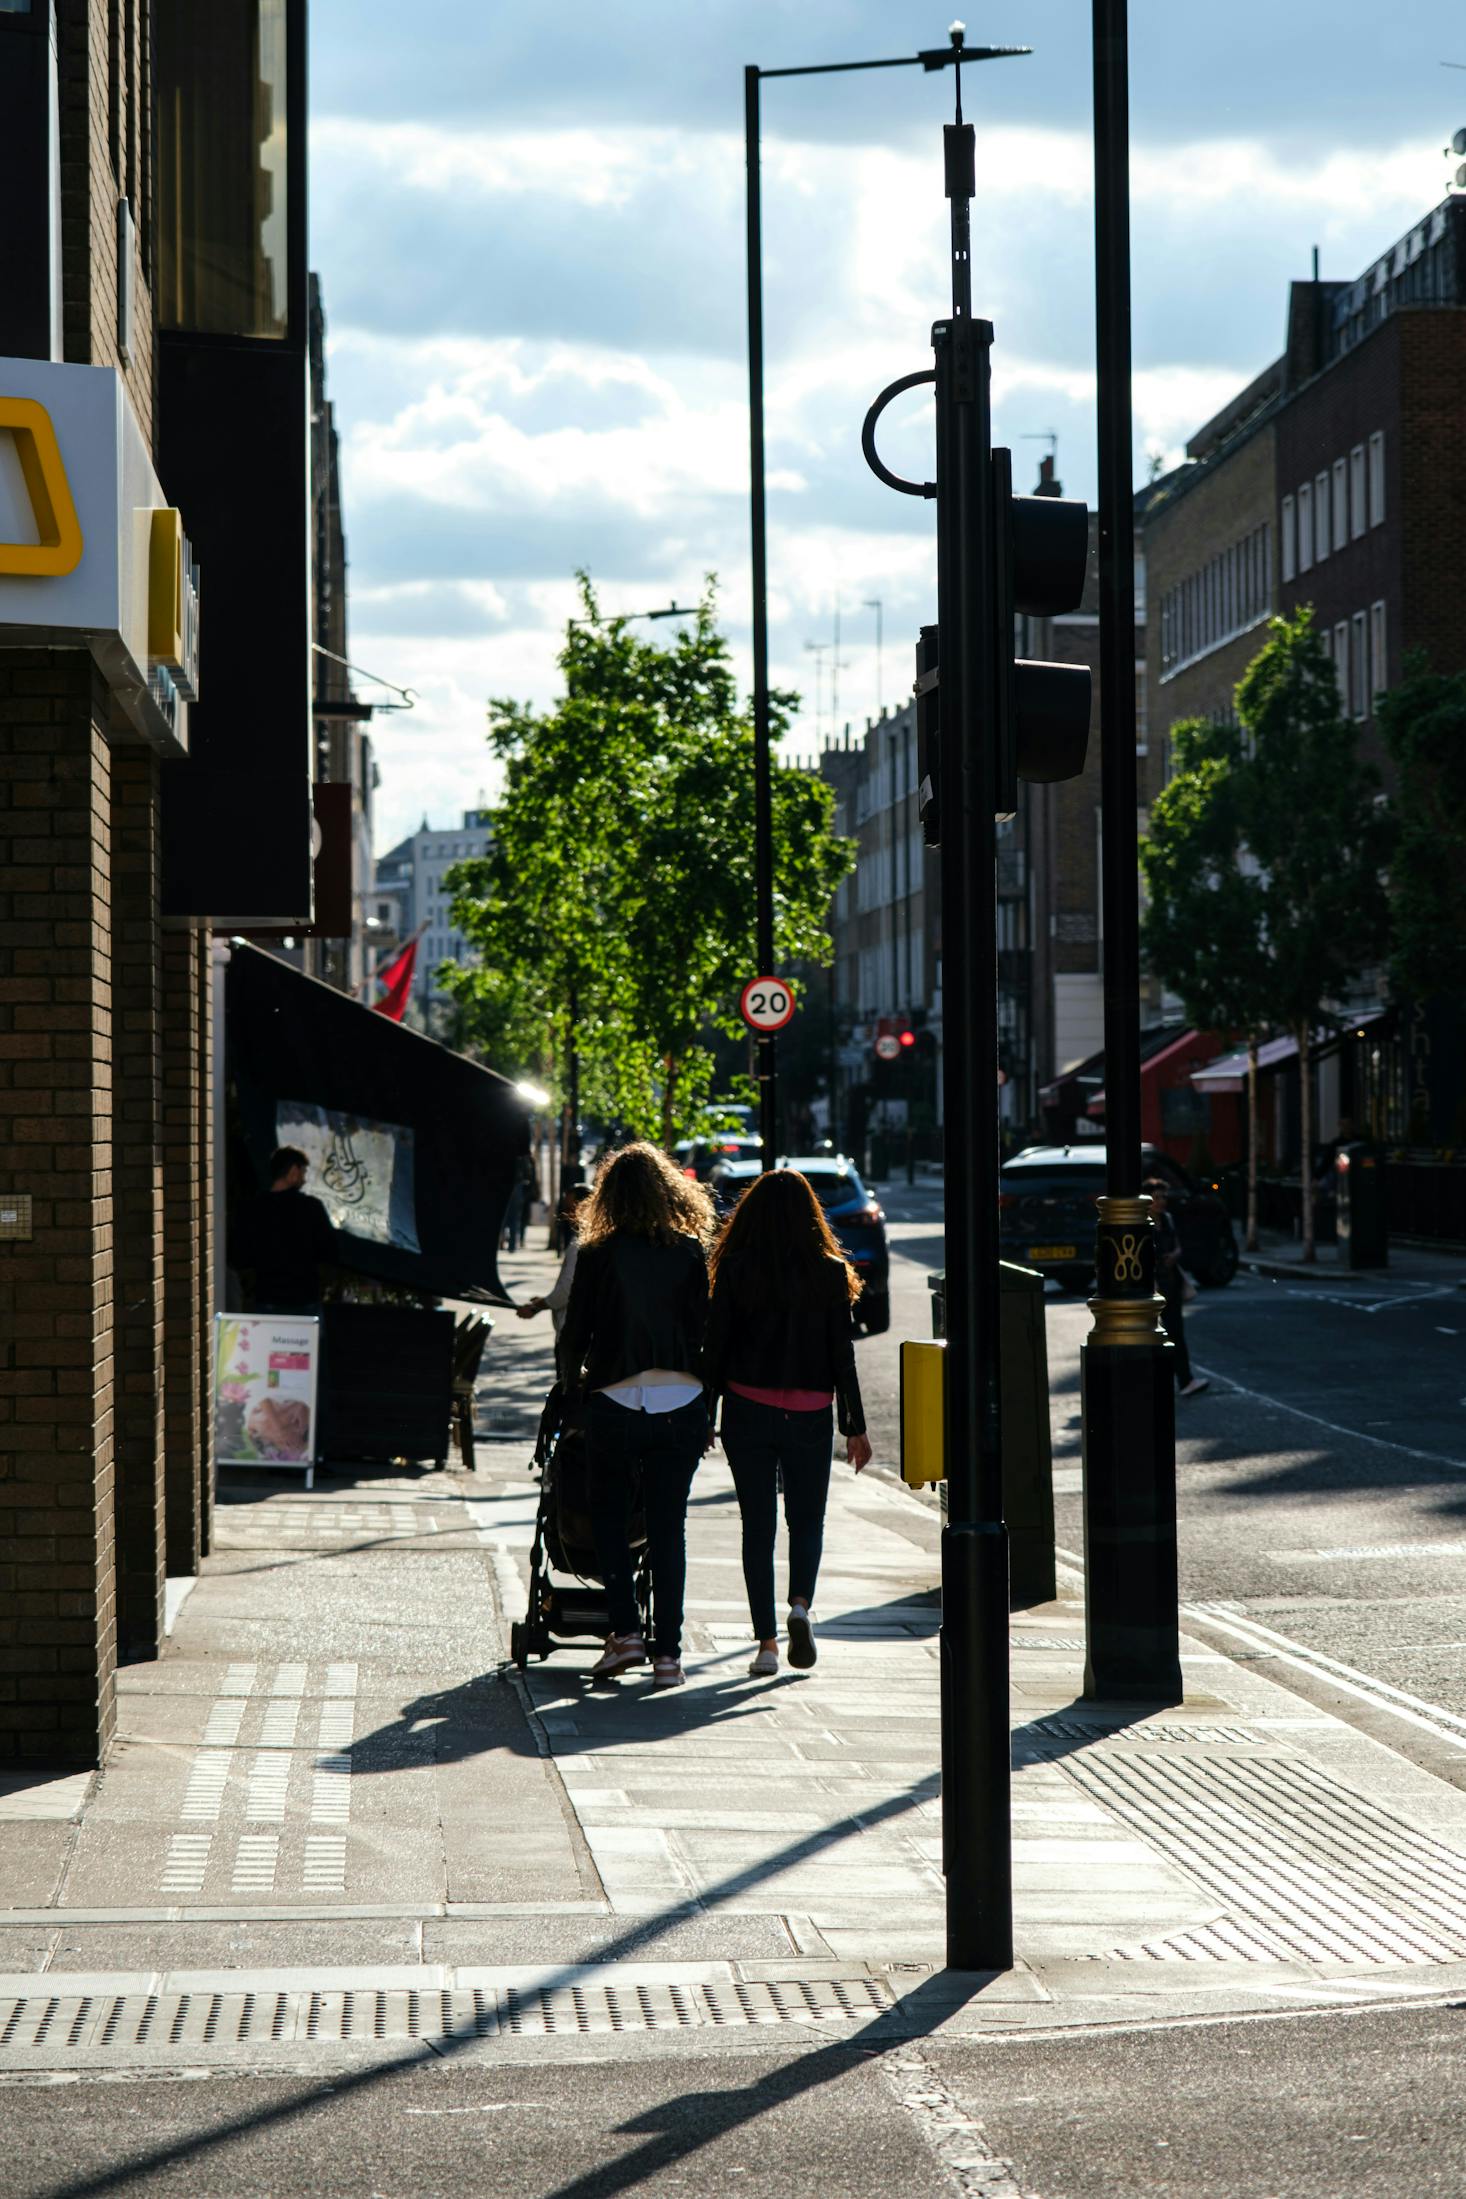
[517,1183,590,1335]
[1146,1175,1208,1398]
[238,1145,335,1315]
[702,1167,872,1677]
[557,1143,713,1689]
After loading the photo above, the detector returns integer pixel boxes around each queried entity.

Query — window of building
[1370,599,1387,707]
[1368,431,1385,526]
[1135,660,1147,754]
[1298,482,1313,573]
[1313,472,1330,562]
[1332,458,1347,552]
[1350,444,1366,539]
[1281,494,1296,582]
[1332,621,1349,711]
[156,0,291,338]
[1350,611,1367,719]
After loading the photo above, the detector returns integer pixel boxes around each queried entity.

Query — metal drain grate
[1065,1745,1466,1966]
[0,1975,896,2063]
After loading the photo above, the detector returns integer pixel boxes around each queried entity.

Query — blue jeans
[585,1393,706,1660]
[721,1392,834,1642]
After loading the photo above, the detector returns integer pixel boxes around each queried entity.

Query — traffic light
[990,447,1092,819]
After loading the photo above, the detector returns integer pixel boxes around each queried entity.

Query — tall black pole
[934,91,1012,1973]
[1080,0,1181,1705]
[745,65,778,1172]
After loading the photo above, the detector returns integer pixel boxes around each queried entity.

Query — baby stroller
[509,1383,651,1669]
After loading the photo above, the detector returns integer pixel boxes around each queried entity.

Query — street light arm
[756,46,1029,80]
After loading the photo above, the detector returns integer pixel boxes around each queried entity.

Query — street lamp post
[744,33,1025,1177]
[1081,0,1181,1704]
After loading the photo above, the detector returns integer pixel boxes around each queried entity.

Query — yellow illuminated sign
[0,397,84,577]
[148,507,184,664]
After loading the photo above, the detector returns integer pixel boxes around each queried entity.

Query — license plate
[1027,1244,1077,1262]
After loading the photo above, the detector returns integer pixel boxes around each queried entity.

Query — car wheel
[1198,1236,1239,1287]
[858,1289,891,1336]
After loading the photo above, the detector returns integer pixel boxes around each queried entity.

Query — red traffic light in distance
[898,1027,917,1048]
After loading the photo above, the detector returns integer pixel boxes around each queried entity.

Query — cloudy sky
[309,1,1465,850]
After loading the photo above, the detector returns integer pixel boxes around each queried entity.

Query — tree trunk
[1245,1032,1259,1252]
[660,1055,677,1154]
[1298,1021,1315,1263]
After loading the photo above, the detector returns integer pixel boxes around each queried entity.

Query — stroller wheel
[510,1620,530,1672]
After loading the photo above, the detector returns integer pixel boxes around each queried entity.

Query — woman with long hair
[557,1143,714,1688]
[702,1168,871,1676]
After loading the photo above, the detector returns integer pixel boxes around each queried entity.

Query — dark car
[707,1154,891,1335]
[999,1143,1239,1292]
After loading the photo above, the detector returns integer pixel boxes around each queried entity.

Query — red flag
[372,935,419,1021]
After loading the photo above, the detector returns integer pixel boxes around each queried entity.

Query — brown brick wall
[1398,312,1466,681]
[109,746,165,1662]
[160,930,202,1576]
[0,653,118,1765]
[57,0,154,424]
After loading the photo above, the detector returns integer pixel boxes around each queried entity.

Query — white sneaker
[787,1606,817,1669]
[1179,1377,1210,1398]
[748,1647,779,1677]
[589,1632,646,1680]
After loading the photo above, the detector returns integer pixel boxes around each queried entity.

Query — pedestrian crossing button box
[901,1338,946,1486]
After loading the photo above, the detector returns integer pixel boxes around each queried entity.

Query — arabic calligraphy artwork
[275,1100,422,1254]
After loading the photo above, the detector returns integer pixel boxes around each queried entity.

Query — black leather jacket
[557,1232,709,1396]
[701,1256,866,1437]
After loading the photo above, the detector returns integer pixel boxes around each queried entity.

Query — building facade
[372,810,493,1026]
[0,0,318,1765]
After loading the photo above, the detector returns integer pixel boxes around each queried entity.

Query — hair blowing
[709,1168,862,1310]
[578,1142,714,1249]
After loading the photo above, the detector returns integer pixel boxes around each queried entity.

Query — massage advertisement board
[214,1314,320,1486]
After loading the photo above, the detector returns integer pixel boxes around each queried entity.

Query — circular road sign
[740,976,796,1033]
[874,1032,902,1062]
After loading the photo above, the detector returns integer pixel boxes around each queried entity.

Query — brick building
[0,0,316,1765]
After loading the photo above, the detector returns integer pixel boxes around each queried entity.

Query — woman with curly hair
[557,1142,714,1688]
[702,1168,871,1677]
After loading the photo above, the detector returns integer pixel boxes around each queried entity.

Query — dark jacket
[701,1255,866,1437]
[239,1187,334,1310]
[557,1232,709,1396]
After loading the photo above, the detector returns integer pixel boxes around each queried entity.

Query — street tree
[1235,608,1391,1260]
[1375,659,1466,1016]
[442,577,854,1152]
[1140,716,1272,1250]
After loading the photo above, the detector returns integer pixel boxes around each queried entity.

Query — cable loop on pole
[860,370,937,498]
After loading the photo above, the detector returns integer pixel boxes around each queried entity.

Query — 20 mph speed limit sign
[740,976,796,1033]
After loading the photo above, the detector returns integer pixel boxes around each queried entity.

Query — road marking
[179,1751,231,1821]
[302,1834,346,1892]
[245,1753,291,1823]
[883,2040,1038,2198]
[1190,1361,1466,1474]
[220,1663,257,1697]
[230,1834,279,1893]
[1272,1542,1466,1563]
[161,1835,211,1894]
[1187,1604,1466,1752]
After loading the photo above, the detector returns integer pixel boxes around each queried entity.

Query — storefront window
[156,0,290,337]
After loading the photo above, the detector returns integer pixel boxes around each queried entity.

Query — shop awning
[1189,1011,1389,1095]
[226,944,528,1305]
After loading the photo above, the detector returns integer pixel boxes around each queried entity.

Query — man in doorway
[243,1145,336,1314]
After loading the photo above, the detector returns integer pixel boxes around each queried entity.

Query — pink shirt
[727,1380,833,1413]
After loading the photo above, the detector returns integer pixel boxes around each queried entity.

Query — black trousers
[721,1392,834,1642]
[585,1393,706,1660]
[1159,1282,1192,1387]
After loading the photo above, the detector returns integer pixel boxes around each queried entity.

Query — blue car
[707,1155,891,1335]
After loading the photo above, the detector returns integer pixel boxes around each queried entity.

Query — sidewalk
[1238,1228,1466,1286]
[4,1244,1466,2075]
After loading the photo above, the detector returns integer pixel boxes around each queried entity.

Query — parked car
[707,1154,891,1335]
[672,1133,763,1180]
[999,1144,1239,1292]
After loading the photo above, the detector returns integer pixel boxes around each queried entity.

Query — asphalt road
[7,1999,1465,2197]
[861,1175,1466,1787]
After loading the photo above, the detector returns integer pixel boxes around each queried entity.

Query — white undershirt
[597,1367,702,1414]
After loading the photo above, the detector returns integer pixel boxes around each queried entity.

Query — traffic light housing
[991,447,1092,819]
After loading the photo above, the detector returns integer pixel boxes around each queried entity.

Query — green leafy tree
[442,576,854,1151]
[1236,609,1391,1259]
[1140,717,1271,1249]
[1376,659,1466,1014]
